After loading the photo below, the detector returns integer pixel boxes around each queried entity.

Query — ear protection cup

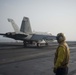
[58,36,64,41]
[56,33,66,42]
[56,36,63,41]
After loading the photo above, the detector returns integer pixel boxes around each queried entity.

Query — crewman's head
[56,33,66,43]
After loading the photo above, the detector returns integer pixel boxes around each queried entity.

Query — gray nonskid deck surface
[0,42,76,75]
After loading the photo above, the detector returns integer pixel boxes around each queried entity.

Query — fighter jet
[0,17,56,47]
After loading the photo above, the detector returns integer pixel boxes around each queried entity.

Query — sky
[0,0,76,41]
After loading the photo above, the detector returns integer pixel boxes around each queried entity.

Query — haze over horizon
[0,0,76,41]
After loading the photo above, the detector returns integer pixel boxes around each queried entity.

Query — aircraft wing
[31,34,56,41]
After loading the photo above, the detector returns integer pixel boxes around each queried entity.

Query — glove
[53,67,57,73]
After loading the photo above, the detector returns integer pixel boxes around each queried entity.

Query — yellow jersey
[54,42,70,69]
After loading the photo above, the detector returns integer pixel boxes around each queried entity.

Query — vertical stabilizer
[8,19,20,32]
[20,17,32,34]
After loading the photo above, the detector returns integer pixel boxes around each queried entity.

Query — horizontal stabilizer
[0,33,5,35]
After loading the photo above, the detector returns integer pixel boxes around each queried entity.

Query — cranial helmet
[56,33,66,42]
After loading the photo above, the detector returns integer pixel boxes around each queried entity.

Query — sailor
[53,33,70,75]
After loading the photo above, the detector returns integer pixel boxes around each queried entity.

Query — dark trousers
[56,67,68,75]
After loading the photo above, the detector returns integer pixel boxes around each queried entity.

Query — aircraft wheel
[37,43,40,47]
[23,41,27,47]
[45,43,48,46]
